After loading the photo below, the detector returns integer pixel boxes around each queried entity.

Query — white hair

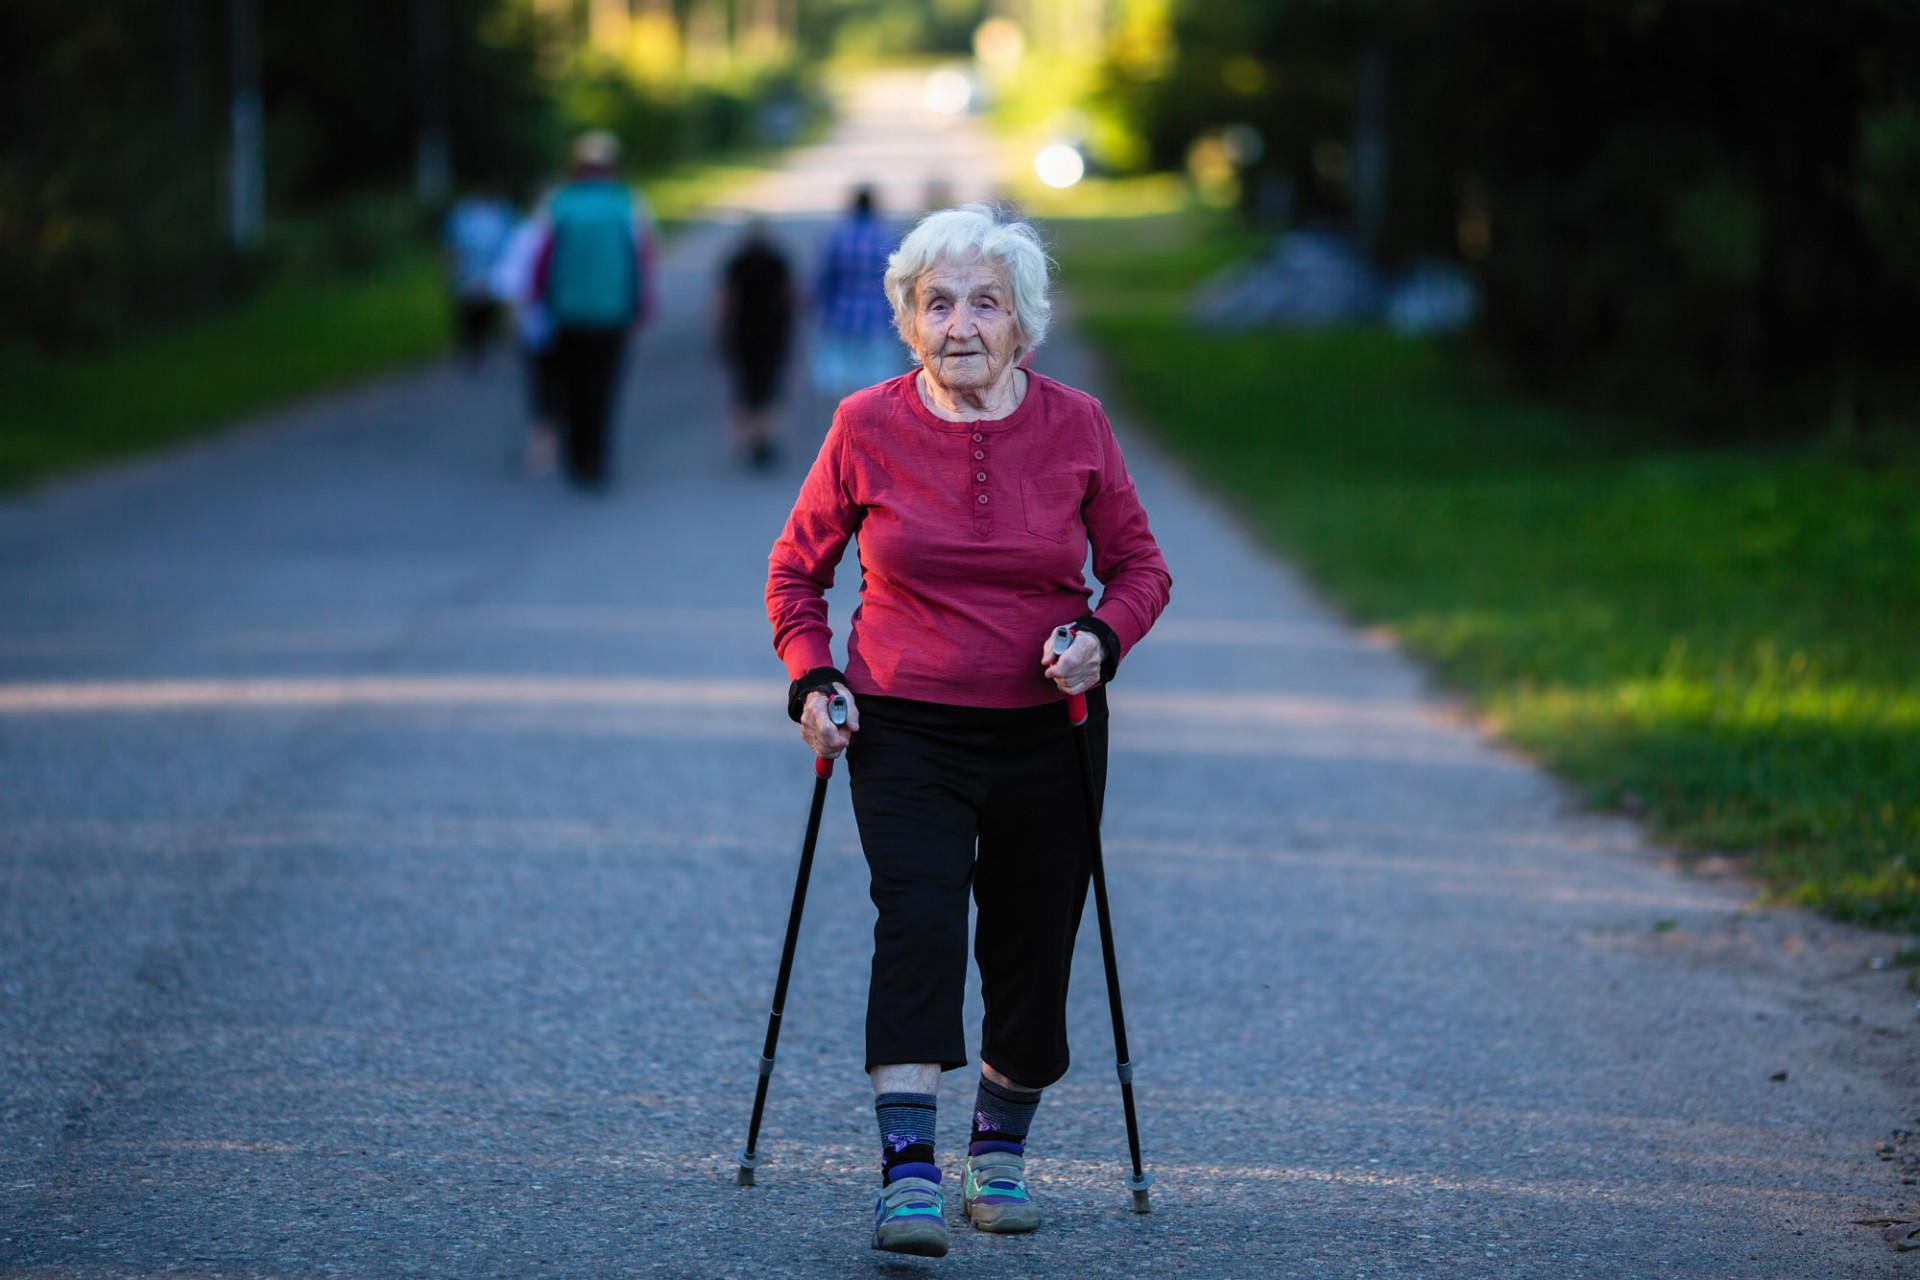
[885,203,1053,358]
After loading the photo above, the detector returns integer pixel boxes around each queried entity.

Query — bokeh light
[922,69,972,116]
[1035,144,1085,189]
[972,18,1025,70]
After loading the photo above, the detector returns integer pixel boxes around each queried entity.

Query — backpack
[547,179,640,328]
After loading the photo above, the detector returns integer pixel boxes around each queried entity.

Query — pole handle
[813,692,849,777]
[1052,626,1090,725]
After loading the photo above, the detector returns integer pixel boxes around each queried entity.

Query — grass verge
[0,251,447,492]
[1049,212,1920,931]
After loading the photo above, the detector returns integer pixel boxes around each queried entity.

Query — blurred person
[717,218,795,470]
[809,186,901,396]
[489,191,562,476]
[767,203,1171,1256]
[531,130,656,488]
[443,185,516,369]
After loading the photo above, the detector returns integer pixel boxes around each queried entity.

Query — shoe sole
[872,1223,950,1256]
[966,1201,1040,1233]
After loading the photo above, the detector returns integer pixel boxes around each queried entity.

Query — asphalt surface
[3,73,1917,1279]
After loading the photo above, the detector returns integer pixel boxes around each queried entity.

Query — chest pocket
[1021,474,1085,542]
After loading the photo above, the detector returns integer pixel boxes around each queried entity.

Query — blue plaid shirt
[814,213,899,338]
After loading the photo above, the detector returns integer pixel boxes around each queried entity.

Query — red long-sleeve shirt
[767,371,1172,708]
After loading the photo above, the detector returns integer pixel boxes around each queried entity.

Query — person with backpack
[532,131,656,488]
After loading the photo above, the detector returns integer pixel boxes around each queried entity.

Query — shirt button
[977,494,990,505]
[976,471,988,482]
[972,433,983,442]
[974,450,984,460]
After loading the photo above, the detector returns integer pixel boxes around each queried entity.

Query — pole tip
[1130,1187,1151,1213]
[737,1165,756,1186]
[1128,1171,1153,1213]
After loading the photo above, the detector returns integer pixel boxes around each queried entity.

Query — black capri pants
[846,688,1108,1089]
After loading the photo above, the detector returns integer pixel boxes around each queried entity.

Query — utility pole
[414,0,452,202]
[1352,46,1387,259]
[174,0,204,140]
[228,0,263,246]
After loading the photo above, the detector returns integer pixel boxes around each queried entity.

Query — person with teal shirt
[532,130,656,488]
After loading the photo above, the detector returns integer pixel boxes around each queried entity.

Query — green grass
[0,251,448,491]
[1050,214,1920,931]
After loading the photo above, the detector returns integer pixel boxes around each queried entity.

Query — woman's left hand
[1041,627,1104,696]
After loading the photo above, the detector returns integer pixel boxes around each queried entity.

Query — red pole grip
[814,755,835,779]
[1067,692,1088,726]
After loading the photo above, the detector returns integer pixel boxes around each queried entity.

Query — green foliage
[1102,0,1920,438]
[1053,215,1920,929]
[559,63,810,177]
[0,252,448,490]
[1856,101,1920,284]
[1667,174,1764,288]
[0,0,813,349]
[798,0,987,57]
[0,0,548,347]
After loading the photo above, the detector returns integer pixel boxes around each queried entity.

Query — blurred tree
[796,0,985,58]
[1104,0,1920,437]
[0,0,553,344]
[3,0,1016,347]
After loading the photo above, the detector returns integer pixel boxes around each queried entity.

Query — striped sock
[970,1077,1041,1156]
[875,1092,938,1184]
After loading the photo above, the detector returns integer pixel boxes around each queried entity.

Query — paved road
[3,73,1917,1279]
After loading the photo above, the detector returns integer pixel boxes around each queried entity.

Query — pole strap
[1115,1060,1134,1084]
[757,1055,777,1078]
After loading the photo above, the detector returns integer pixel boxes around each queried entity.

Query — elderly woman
[766,203,1171,1256]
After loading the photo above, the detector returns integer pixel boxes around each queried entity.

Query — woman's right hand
[800,683,859,758]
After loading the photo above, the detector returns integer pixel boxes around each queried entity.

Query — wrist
[1072,615,1121,684]
[787,666,847,722]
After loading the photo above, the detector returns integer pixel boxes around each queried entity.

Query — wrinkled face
[910,257,1023,395]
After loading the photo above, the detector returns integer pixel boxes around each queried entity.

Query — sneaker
[871,1173,949,1256]
[963,1150,1040,1233]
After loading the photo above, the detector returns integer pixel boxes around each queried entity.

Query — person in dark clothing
[531,130,656,488]
[717,219,794,469]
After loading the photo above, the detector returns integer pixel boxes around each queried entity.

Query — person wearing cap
[530,130,656,488]
[765,202,1171,1256]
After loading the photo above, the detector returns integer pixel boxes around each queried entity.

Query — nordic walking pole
[1052,625,1153,1213]
[737,691,847,1187]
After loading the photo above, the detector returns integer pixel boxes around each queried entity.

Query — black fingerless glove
[1072,615,1121,685]
[787,666,848,723]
